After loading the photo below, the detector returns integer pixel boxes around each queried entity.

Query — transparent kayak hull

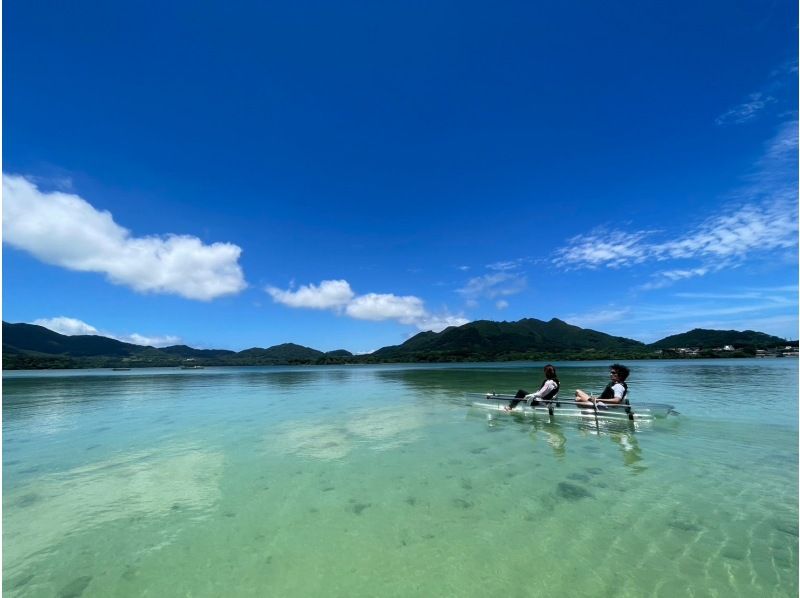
[466,393,675,421]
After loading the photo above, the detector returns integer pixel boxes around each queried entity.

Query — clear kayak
[466,393,676,421]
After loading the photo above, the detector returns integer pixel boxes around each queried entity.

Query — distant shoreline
[5,320,796,371]
[4,352,797,372]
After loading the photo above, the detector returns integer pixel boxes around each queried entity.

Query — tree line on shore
[3,319,795,370]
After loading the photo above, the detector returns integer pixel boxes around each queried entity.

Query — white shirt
[528,379,558,399]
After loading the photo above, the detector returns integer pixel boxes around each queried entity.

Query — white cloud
[656,200,796,260]
[32,316,180,347]
[554,122,798,281]
[33,317,99,336]
[565,288,798,342]
[266,279,354,310]
[673,291,761,300]
[266,279,468,332]
[345,293,426,323]
[121,333,181,347]
[592,294,796,328]
[555,230,652,269]
[410,312,470,332]
[715,92,775,125]
[344,293,469,331]
[661,268,710,281]
[743,120,798,211]
[3,175,247,300]
[457,272,527,300]
[27,174,75,191]
[496,300,509,310]
[486,260,521,271]
[639,267,711,291]
[606,297,797,342]
[675,285,798,300]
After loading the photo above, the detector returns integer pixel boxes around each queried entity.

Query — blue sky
[4,0,798,353]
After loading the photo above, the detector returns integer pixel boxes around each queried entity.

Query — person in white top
[504,364,560,412]
[574,364,629,407]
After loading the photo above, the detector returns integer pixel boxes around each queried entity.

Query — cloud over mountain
[266,279,468,332]
[33,316,180,347]
[265,280,354,310]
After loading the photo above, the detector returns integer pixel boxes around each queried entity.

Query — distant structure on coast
[755,346,799,358]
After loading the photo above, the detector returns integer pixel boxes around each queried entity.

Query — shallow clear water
[4,360,797,597]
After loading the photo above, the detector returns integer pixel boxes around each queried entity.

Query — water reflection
[3,367,377,418]
[529,419,567,459]
[236,370,320,389]
[374,365,553,401]
[485,412,648,471]
[610,430,644,471]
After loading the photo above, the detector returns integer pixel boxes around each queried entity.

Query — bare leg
[504,390,528,412]
[574,389,593,405]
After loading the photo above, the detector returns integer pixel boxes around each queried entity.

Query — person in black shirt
[575,364,629,407]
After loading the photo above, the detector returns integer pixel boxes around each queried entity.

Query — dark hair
[543,364,559,383]
[610,364,630,381]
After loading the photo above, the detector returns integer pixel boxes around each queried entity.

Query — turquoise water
[3,360,797,597]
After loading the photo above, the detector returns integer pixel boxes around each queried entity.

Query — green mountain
[3,319,793,370]
[372,318,644,360]
[2,322,148,357]
[325,349,353,357]
[159,345,237,358]
[237,343,324,361]
[2,322,326,368]
[649,328,788,349]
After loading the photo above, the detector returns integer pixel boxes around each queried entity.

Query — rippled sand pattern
[270,404,427,461]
